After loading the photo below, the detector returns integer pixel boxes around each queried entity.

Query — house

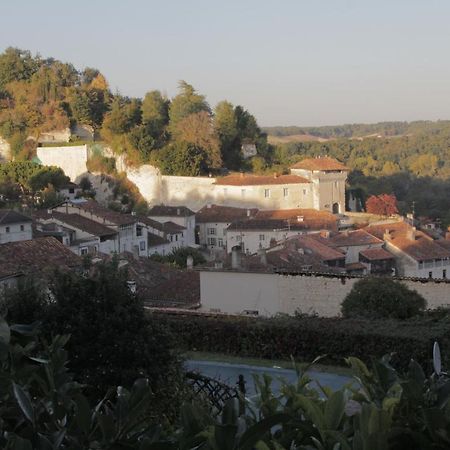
[57,182,82,201]
[49,200,148,257]
[366,221,450,279]
[34,210,119,256]
[0,237,82,293]
[225,209,338,254]
[290,156,349,214]
[147,205,196,247]
[196,204,258,250]
[0,210,33,244]
[241,142,257,159]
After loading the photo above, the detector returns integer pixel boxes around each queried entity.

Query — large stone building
[34,145,349,213]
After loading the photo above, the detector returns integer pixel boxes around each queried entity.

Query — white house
[226,209,338,254]
[148,205,196,247]
[0,210,33,244]
[196,204,258,250]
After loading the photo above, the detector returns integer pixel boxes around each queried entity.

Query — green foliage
[156,312,448,371]
[2,260,183,420]
[0,47,40,91]
[168,80,210,133]
[341,277,427,319]
[150,247,206,268]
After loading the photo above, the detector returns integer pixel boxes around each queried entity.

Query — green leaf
[13,383,35,426]
[324,390,346,430]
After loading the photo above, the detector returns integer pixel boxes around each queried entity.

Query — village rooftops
[196,204,259,223]
[0,210,32,225]
[325,229,383,247]
[162,221,186,233]
[35,211,117,238]
[290,156,349,172]
[366,222,450,262]
[0,237,82,279]
[59,200,136,226]
[214,173,310,186]
[287,234,346,262]
[148,205,195,217]
[147,233,170,248]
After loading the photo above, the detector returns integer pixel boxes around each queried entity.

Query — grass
[184,351,353,376]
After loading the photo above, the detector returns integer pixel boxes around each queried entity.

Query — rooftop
[359,248,395,261]
[148,233,170,247]
[196,204,258,223]
[290,157,349,172]
[0,209,32,225]
[148,205,195,217]
[0,237,82,279]
[214,173,310,186]
[162,221,186,233]
[327,229,383,247]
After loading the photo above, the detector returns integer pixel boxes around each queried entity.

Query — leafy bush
[155,312,449,371]
[150,247,206,268]
[341,277,427,319]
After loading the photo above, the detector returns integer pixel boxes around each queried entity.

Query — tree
[366,193,399,216]
[341,277,426,319]
[168,81,209,132]
[214,100,241,169]
[141,90,169,137]
[28,166,70,192]
[173,111,222,169]
[0,47,40,91]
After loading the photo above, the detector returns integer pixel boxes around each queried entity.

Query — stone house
[0,210,33,244]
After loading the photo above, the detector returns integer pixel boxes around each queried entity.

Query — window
[259,234,265,241]
[218,238,223,247]
[69,188,75,194]
[20,225,24,231]
[444,270,447,279]
[283,188,289,197]
[80,247,88,255]
[207,227,216,235]
[5,226,9,233]
[241,189,246,198]
[136,226,143,237]
[429,271,433,278]
[303,189,307,195]
[140,241,146,251]
[264,189,270,198]
[175,234,178,241]
[207,237,217,246]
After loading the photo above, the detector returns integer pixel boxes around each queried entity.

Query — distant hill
[263,120,450,140]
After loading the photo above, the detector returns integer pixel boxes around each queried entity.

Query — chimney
[240,172,244,178]
[186,255,194,270]
[231,247,241,270]
[206,203,212,209]
[247,209,251,217]
[407,226,417,241]
[383,229,392,241]
[297,215,304,222]
[177,208,180,216]
[273,172,278,179]
[131,211,136,216]
[47,209,53,215]
[320,230,330,239]
[257,247,267,265]
[297,247,305,255]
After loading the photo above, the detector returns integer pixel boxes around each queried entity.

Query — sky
[2,0,450,126]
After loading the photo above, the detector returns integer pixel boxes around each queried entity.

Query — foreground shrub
[341,277,427,319]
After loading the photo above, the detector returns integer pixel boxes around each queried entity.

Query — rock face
[37,128,71,144]
[71,123,94,141]
[0,136,11,161]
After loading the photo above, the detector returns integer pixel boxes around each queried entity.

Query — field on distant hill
[267,134,331,144]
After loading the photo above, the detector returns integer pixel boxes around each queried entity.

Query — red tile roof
[328,229,383,247]
[0,209,32,224]
[196,205,258,223]
[0,237,82,279]
[359,248,394,261]
[148,205,195,217]
[214,173,310,186]
[291,157,349,172]
[162,221,186,233]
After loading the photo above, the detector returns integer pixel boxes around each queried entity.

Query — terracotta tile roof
[136,215,165,231]
[228,209,338,233]
[148,205,194,217]
[366,222,450,262]
[292,235,346,261]
[37,211,117,238]
[214,173,310,186]
[148,271,200,304]
[0,237,82,279]
[148,233,170,247]
[359,248,394,261]
[0,209,32,224]
[64,200,135,226]
[328,229,383,247]
[196,205,258,223]
[346,262,367,270]
[162,221,186,233]
[290,157,349,172]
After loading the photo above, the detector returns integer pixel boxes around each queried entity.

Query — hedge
[153,312,450,371]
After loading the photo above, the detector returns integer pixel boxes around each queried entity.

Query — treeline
[0,47,269,174]
[264,120,450,138]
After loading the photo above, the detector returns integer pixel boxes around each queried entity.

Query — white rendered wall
[0,222,32,244]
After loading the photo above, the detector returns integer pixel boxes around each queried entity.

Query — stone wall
[36,145,89,181]
[200,270,450,317]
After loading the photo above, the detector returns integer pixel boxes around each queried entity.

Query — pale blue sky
[2,0,450,126]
